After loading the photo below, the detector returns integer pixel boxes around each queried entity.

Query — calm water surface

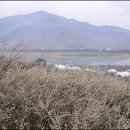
[24,54,130,65]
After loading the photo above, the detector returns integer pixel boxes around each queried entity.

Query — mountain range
[0,11,130,50]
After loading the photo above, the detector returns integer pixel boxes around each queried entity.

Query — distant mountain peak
[0,11,130,50]
[28,10,52,16]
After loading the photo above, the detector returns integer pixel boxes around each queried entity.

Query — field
[0,50,130,129]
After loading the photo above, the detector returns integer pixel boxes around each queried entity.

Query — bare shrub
[0,49,130,129]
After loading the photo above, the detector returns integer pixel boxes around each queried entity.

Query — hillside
[0,11,130,50]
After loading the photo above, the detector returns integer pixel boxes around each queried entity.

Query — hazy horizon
[0,1,130,30]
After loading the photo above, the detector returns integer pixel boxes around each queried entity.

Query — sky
[0,1,130,29]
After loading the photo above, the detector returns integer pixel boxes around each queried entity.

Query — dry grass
[0,51,130,129]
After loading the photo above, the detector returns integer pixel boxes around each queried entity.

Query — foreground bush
[0,52,130,129]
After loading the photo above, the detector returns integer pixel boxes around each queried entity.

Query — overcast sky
[0,1,130,29]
